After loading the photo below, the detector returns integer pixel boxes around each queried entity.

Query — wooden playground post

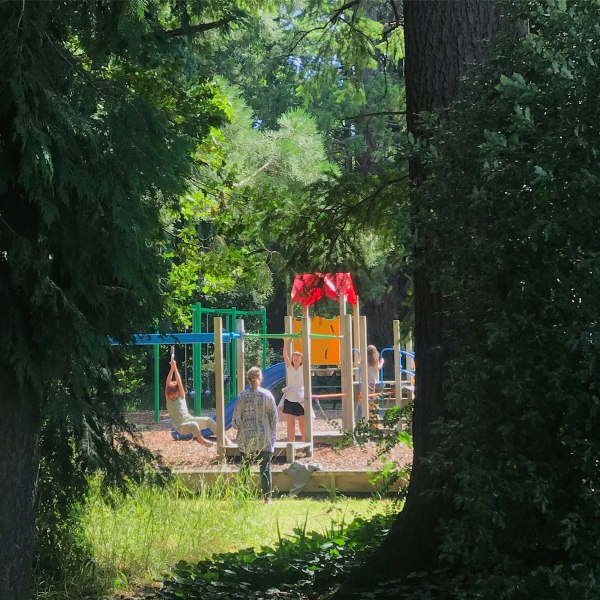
[214,317,226,459]
[351,299,361,421]
[287,292,293,323]
[301,306,313,454]
[236,318,245,400]
[341,313,355,431]
[283,314,294,460]
[284,315,292,355]
[339,294,348,429]
[352,298,360,367]
[359,315,369,422]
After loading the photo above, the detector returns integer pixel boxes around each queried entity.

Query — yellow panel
[292,317,340,366]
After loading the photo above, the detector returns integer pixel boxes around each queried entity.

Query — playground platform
[222,431,346,463]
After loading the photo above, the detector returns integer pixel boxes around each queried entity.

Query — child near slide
[165,349,219,447]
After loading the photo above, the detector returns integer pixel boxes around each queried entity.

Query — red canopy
[291,272,357,307]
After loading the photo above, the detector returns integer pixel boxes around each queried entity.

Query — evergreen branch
[389,0,401,26]
[287,24,328,59]
[0,213,17,238]
[42,32,167,172]
[16,0,25,36]
[382,21,404,37]
[285,0,360,59]
[165,17,234,38]
[233,159,274,188]
[340,110,406,120]
[338,15,374,44]
[353,175,409,215]
[382,0,404,36]
[43,32,103,95]
[293,172,409,269]
[330,1,362,23]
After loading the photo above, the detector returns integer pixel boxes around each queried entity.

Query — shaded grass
[82,474,397,596]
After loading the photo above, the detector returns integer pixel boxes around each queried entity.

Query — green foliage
[0,0,228,409]
[33,378,169,595]
[159,78,344,326]
[348,402,413,498]
[33,431,96,596]
[0,0,233,590]
[190,2,411,298]
[413,0,600,596]
[269,2,410,279]
[158,511,394,599]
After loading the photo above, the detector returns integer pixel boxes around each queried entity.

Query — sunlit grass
[83,474,398,594]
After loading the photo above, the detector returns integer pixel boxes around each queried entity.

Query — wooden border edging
[174,470,408,495]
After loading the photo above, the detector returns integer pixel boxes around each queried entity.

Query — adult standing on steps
[279,337,306,442]
[233,366,278,503]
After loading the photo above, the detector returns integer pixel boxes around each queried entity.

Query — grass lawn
[82,474,400,596]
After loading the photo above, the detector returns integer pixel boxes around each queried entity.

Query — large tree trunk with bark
[385,0,501,573]
[0,397,41,599]
[336,3,501,594]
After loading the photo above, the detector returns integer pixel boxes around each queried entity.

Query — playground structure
[285,273,415,442]
[111,273,415,462]
[192,305,268,413]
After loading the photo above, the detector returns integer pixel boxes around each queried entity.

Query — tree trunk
[336,3,501,593]
[388,0,501,573]
[0,397,41,599]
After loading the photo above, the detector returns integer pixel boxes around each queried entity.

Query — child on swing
[165,346,217,447]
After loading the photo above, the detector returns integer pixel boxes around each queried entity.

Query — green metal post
[154,343,159,423]
[262,308,267,370]
[192,302,202,416]
[225,311,231,405]
[231,306,237,397]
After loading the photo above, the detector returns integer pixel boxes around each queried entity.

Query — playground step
[223,441,312,463]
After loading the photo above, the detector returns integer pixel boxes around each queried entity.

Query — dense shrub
[158,511,395,599]
[417,0,600,597]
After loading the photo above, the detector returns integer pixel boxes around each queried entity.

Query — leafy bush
[415,0,600,597]
[158,513,394,599]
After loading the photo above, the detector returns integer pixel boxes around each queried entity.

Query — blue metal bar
[381,348,416,378]
[108,332,242,346]
[380,347,394,383]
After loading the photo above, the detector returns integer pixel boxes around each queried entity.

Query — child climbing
[279,337,312,442]
[367,344,384,395]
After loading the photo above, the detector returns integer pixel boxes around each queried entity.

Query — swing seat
[171,426,194,441]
